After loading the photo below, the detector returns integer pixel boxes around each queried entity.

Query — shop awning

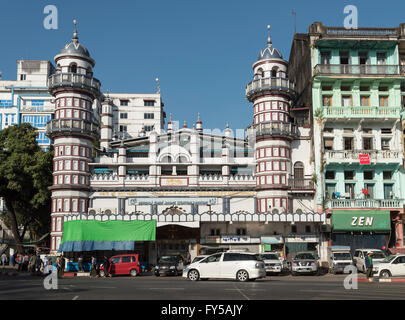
[332,210,390,232]
[58,220,156,252]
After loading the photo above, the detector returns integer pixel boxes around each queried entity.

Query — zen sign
[351,216,373,227]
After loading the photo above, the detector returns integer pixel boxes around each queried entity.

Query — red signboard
[359,154,370,165]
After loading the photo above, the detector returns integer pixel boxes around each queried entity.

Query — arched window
[178,155,189,163]
[271,67,278,77]
[86,67,93,77]
[256,68,264,78]
[69,63,77,73]
[161,155,172,163]
[294,161,304,179]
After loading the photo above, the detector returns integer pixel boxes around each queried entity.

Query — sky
[0,0,404,131]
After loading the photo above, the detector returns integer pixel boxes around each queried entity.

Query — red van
[99,254,141,277]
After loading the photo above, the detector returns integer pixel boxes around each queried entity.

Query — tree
[0,124,53,253]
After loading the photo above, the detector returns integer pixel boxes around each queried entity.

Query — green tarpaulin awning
[332,210,390,232]
[58,220,156,252]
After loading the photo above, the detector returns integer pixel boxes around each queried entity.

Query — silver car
[290,252,319,276]
[260,253,283,274]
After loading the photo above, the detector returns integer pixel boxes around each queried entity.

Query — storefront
[260,236,285,258]
[331,210,391,255]
[199,235,261,254]
[284,235,320,260]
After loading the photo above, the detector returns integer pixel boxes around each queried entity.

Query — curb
[358,278,405,283]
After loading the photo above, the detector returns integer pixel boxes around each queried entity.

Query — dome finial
[267,25,272,46]
[72,19,78,42]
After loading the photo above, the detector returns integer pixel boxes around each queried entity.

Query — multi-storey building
[289,22,405,253]
[0,60,54,150]
[51,25,322,264]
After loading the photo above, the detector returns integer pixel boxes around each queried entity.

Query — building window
[383,171,392,180]
[324,137,334,150]
[341,95,352,107]
[236,228,246,236]
[377,52,387,65]
[119,125,127,132]
[344,171,354,180]
[305,225,311,233]
[339,51,350,64]
[210,229,220,236]
[144,125,153,132]
[325,170,335,180]
[69,63,77,73]
[364,171,374,180]
[144,113,154,119]
[20,74,27,80]
[344,137,354,150]
[291,225,297,234]
[358,52,369,65]
[379,96,389,107]
[120,113,128,119]
[322,95,333,107]
[360,96,370,107]
[144,100,155,106]
[381,138,391,150]
[363,137,373,150]
[321,51,331,64]
[381,128,392,134]
[324,127,333,133]
[345,183,355,199]
[120,100,129,106]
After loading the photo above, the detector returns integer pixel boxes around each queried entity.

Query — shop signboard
[221,236,251,244]
[260,236,284,244]
[359,154,370,165]
[284,235,319,243]
[332,210,390,232]
[129,197,217,206]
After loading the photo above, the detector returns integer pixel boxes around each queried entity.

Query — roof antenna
[267,25,272,46]
[155,77,160,94]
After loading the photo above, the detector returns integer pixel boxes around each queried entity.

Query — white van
[183,251,266,282]
[327,246,352,274]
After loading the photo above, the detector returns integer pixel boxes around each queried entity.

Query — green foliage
[0,124,53,251]
[313,108,324,120]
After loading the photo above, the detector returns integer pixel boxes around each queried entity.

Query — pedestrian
[16,253,23,271]
[56,255,64,278]
[23,254,29,272]
[1,252,7,267]
[186,251,191,265]
[36,255,43,275]
[365,252,374,282]
[90,256,98,278]
[78,255,83,273]
[103,256,111,277]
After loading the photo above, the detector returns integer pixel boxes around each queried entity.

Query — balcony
[246,122,298,138]
[288,178,315,191]
[314,64,400,77]
[246,77,295,102]
[21,106,54,113]
[46,118,99,139]
[321,106,401,119]
[48,73,101,97]
[325,150,402,164]
[326,199,404,209]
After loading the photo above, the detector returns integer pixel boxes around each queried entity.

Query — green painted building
[289,22,405,254]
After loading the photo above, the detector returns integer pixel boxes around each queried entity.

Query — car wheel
[130,269,138,277]
[236,270,249,282]
[380,270,391,278]
[188,269,200,281]
[99,270,105,277]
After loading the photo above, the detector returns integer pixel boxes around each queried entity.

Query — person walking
[103,256,111,277]
[90,256,98,278]
[365,252,374,282]
[78,255,83,273]
[56,255,63,278]
[1,253,7,268]
[16,253,23,271]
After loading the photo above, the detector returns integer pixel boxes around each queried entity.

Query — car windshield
[261,254,279,260]
[158,256,178,264]
[369,252,386,259]
[381,255,397,263]
[333,252,351,260]
[192,256,205,263]
[295,253,315,260]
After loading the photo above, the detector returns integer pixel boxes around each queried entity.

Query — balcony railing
[288,178,315,190]
[246,122,298,138]
[48,73,101,95]
[326,199,404,209]
[21,106,54,112]
[46,118,99,139]
[246,77,295,101]
[325,27,398,37]
[314,64,400,76]
[322,106,401,118]
[325,150,402,163]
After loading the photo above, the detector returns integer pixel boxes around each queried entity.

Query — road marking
[149,288,185,290]
[72,295,79,300]
[232,284,250,300]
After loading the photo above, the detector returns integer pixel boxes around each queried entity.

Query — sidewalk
[358,277,405,283]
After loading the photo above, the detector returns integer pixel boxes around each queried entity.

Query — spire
[183,120,187,128]
[155,77,160,94]
[196,113,203,132]
[72,19,79,43]
[167,114,173,133]
[267,25,272,46]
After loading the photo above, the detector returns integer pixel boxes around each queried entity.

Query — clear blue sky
[1,0,404,131]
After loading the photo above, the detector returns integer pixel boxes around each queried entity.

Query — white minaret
[246,25,296,214]
[46,20,101,253]
[100,97,113,149]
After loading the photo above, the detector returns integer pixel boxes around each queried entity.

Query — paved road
[1,273,405,300]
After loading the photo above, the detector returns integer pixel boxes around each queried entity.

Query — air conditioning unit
[320,224,332,233]
[88,208,97,215]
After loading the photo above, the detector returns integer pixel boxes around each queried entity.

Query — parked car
[154,255,185,276]
[353,249,387,273]
[327,246,352,274]
[183,251,266,282]
[259,252,283,275]
[192,255,208,264]
[290,252,319,276]
[373,254,405,278]
[99,254,141,277]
